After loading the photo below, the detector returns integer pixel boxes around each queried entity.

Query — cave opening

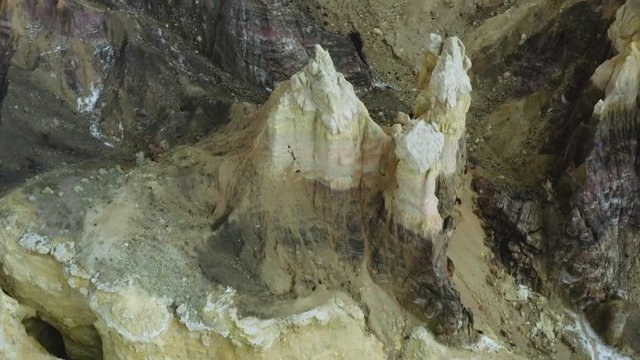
[22,317,69,359]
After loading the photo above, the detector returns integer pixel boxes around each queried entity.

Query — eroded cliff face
[549,1,640,352]
[0,0,380,197]
[0,33,520,358]
[469,0,640,356]
[558,0,640,303]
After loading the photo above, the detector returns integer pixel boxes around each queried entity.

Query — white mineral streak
[178,288,369,350]
[565,312,632,360]
[592,1,640,114]
[89,284,172,343]
[255,45,390,190]
[77,82,102,113]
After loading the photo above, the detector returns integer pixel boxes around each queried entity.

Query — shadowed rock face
[0,0,372,195]
[471,0,640,354]
[94,0,372,88]
[469,1,617,285]
[553,0,640,305]
[211,0,372,88]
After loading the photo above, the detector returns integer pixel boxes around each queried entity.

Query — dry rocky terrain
[1,0,638,359]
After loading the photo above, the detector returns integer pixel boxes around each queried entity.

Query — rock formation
[474,1,640,355]
[252,45,390,190]
[387,116,445,235]
[555,0,640,305]
[0,35,484,358]
[385,35,472,235]
[8,0,640,358]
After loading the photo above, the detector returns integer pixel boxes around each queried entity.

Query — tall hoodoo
[386,35,472,235]
[415,36,472,176]
[253,45,390,190]
[387,116,446,235]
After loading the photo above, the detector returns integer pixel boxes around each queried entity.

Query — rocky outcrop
[554,0,640,305]
[0,36,481,358]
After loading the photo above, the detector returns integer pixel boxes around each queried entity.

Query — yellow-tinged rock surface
[0,186,387,359]
[0,290,60,360]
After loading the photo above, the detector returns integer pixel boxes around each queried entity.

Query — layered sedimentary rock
[555,0,640,305]
[0,0,375,195]
[211,0,372,88]
[91,0,372,88]
[468,0,617,290]
[0,37,481,358]
[510,1,640,354]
